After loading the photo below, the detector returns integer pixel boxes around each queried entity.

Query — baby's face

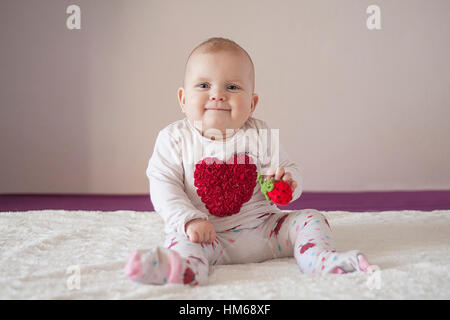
[178,51,258,139]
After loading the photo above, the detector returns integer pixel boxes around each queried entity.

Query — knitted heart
[194,154,257,217]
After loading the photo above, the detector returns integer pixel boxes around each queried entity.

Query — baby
[124,37,373,286]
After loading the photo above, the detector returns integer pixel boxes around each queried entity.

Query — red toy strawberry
[257,172,293,205]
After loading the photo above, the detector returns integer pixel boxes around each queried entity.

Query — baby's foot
[317,250,373,274]
[124,247,171,284]
[357,254,375,274]
[330,266,346,274]
[330,254,373,274]
[124,247,203,285]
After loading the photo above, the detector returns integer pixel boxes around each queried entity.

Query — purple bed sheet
[1,191,449,212]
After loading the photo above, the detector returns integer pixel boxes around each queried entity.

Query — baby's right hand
[185,218,216,244]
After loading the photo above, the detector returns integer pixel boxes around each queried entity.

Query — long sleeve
[255,119,303,203]
[146,129,209,236]
[278,141,303,202]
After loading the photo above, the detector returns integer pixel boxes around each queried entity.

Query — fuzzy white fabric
[1,209,449,299]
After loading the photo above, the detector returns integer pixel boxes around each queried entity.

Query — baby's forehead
[184,50,255,85]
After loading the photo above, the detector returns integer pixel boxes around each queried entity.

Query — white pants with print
[157,209,363,285]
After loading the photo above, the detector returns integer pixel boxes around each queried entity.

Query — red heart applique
[194,154,257,217]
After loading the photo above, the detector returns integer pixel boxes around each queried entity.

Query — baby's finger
[202,231,210,244]
[190,232,199,243]
[203,230,211,243]
[281,173,297,191]
[209,230,216,243]
[263,168,276,180]
[193,231,202,243]
[275,167,285,180]
[282,172,292,182]
[291,181,297,191]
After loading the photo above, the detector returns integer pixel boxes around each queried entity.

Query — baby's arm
[258,120,303,203]
[147,129,210,238]
[275,143,303,202]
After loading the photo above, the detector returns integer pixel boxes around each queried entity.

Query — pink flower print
[299,242,316,254]
[168,237,178,249]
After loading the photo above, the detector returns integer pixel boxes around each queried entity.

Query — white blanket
[1,209,449,299]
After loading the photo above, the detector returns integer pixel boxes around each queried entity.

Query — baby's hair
[187,37,253,67]
[183,37,255,90]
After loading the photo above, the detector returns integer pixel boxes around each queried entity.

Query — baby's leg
[280,210,373,274]
[124,234,223,286]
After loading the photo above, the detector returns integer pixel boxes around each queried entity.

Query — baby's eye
[227,84,240,90]
[198,83,210,89]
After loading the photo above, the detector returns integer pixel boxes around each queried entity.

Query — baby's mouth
[205,105,230,111]
[205,108,230,111]
[205,103,230,111]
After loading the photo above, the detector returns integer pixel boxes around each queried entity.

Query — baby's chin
[189,114,248,134]
[201,116,232,131]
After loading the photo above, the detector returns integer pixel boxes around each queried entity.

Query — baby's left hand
[265,167,297,192]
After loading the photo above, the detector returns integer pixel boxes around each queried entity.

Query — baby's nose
[210,90,225,101]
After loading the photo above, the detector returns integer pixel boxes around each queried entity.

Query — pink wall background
[1,0,449,194]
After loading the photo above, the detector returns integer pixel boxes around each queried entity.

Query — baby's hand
[185,218,216,244]
[265,167,297,192]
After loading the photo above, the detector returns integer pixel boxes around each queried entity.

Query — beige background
[1,0,449,194]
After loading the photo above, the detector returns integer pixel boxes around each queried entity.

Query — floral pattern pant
[162,209,363,284]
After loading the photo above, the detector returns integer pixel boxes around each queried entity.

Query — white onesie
[124,117,370,286]
[146,116,303,236]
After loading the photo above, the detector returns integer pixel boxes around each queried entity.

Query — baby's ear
[250,93,259,114]
[178,87,186,112]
